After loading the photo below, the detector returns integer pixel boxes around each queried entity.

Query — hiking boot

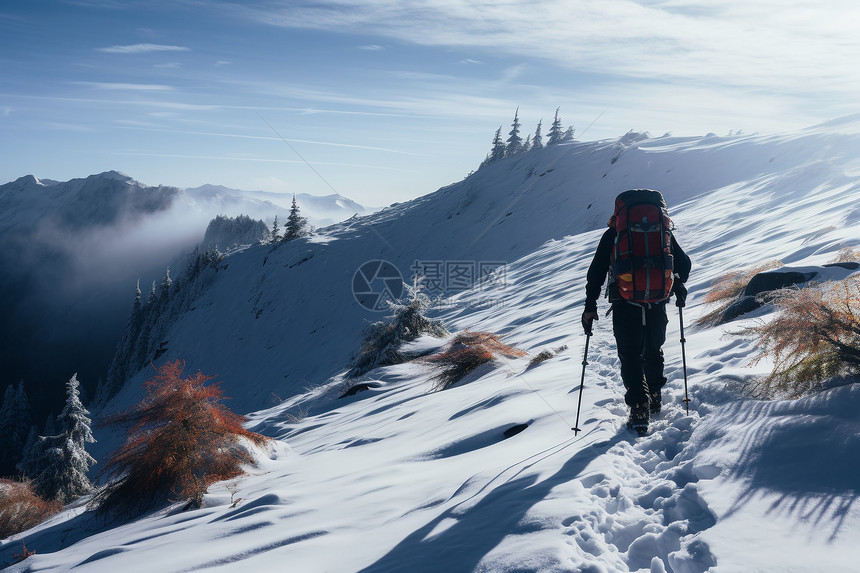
[626,403,649,437]
[649,390,662,416]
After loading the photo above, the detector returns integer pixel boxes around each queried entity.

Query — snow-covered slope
[98,118,860,415]
[3,117,860,572]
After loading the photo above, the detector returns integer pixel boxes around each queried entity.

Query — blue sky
[1,0,858,206]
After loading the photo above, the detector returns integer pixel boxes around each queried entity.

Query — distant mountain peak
[92,170,134,182]
[12,174,44,186]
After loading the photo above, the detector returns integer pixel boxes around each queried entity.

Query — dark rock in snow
[742,270,818,298]
[339,383,373,398]
[503,423,529,439]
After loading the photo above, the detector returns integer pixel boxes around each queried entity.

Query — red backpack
[610,189,675,304]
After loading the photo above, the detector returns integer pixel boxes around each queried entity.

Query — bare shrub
[350,280,448,377]
[830,247,860,264]
[0,479,61,538]
[737,276,860,398]
[697,260,784,326]
[427,330,526,390]
[529,350,554,367]
[527,345,568,368]
[96,361,270,515]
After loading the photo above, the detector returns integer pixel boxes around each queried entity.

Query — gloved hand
[673,282,688,308]
[581,310,599,335]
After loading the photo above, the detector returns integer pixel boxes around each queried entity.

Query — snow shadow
[0,505,131,565]
[721,387,860,542]
[356,432,626,573]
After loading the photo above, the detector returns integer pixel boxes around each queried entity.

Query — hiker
[581,189,691,435]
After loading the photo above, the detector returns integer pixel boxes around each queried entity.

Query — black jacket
[584,228,691,312]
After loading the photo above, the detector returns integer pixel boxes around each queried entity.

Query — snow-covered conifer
[0,381,33,475]
[16,424,39,472]
[133,279,143,317]
[522,134,532,153]
[42,411,56,437]
[490,127,506,163]
[159,268,172,302]
[25,375,95,503]
[506,108,522,155]
[271,214,281,243]
[548,108,563,145]
[562,125,575,142]
[283,195,308,241]
[533,119,544,149]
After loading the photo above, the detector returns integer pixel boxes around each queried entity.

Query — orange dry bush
[738,277,860,398]
[427,330,526,390]
[0,479,61,538]
[697,260,784,326]
[97,361,269,514]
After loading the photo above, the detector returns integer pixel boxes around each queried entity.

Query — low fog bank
[0,171,372,424]
[1,174,234,423]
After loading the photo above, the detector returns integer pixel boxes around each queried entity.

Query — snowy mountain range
[3,116,860,572]
[185,184,374,229]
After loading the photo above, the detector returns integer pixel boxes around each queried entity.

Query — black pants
[612,301,668,407]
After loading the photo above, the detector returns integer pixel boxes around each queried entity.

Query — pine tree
[17,425,39,472]
[104,280,147,405]
[158,268,172,303]
[490,127,506,162]
[24,375,96,503]
[283,195,308,241]
[133,279,143,318]
[271,215,281,243]
[0,381,33,475]
[506,108,522,155]
[548,108,564,145]
[562,125,575,142]
[533,119,544,149]
[186,245,202,282]
[42,411,56,437]
[522,134,532,153]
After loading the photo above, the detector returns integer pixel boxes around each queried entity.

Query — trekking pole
[572,333,591,435]
[679,306,691,414]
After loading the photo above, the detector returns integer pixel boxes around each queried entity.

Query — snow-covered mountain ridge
[0,172,372,234]
[185,184,374,228]
[4,116,860,572]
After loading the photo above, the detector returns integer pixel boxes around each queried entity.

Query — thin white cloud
[236,0,860,97]
[108,151,411,171]
[74,82,175,91]
[501,64,527,83]
[359,44,385,51]
[154,62,183,69]
[113,118,162,128]
[112,125,427,155]
[98,43,190,54]
[215,60,231,66]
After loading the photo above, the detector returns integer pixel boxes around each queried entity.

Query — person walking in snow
[581,189,691,435]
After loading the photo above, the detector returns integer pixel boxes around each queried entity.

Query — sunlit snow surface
[4,117,860,572]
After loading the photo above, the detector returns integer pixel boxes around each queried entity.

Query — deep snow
[2,117,860,572]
